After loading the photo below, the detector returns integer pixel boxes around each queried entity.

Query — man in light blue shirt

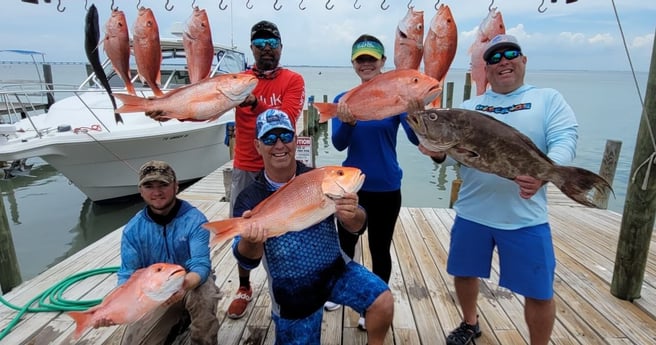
[421,34,578,345]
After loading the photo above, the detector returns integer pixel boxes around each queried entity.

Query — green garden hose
[0,266,119,341]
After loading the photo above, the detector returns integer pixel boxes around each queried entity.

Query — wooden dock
[1,161,655,344]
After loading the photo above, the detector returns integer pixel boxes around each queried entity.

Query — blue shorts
[446,216,555,300]
[271,261,389,345]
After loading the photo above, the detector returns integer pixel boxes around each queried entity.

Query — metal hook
[218,0,227,10]
[191,0,196,8]
[538,0,548,13]
[325,0,334,10]
[354,0,361,9]
[57,0,65,12]
[137,0,142,9]
[246,0,253,9]
[299,0,306,10]
[84,0,88,10]
[381,0,389,10]
[273,0,282,10]
[407,0,413,8]
[434,0,441,10]
[488,0,495,11]
[164,0,174,11]
[110,0,118,10]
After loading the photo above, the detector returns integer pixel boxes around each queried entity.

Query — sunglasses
[252,38,280,49]
[354,55,379,64]
[486,49,522,65]
[260,131,294,145]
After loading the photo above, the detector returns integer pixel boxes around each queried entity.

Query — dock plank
[2,163,655,344]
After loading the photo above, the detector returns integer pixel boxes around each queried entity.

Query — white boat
[0,39,246,202]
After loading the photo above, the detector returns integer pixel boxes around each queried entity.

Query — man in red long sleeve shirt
[226,20,306,320]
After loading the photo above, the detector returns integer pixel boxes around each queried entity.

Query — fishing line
[610,0,656,189]
[0,266,119,341]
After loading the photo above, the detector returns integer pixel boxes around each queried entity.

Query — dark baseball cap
[251,20,281,40]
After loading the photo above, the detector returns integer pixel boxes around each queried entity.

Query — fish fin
[311,103,337,123]
[552,166,614,208]
[114,112,124,124]
[114,93,149,113]
[202,219,242,247]
[67,310,92,340]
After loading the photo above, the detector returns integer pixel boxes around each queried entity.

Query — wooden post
[0,195,22,293]
[42,63,55,110]
[611,29,656,300]
[445,81,454,108]
[449,179,462,208]
[593,140,622,209]
[463,72,472,102]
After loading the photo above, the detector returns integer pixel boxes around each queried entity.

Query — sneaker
[357,316,366,331]
[227,286,252,319]
[446,320,482,345]
[324,301,341,311]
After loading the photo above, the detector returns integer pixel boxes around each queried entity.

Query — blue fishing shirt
[118,199,212,285]
[232,161,356,319]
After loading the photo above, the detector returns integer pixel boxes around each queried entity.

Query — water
[0,63,648,282]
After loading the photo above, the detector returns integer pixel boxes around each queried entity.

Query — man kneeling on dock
[94,160,220,345]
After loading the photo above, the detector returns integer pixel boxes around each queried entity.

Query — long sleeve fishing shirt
[331,92,420,192]
[232,161,352,319]
[457,84,579,229]
[117,199,212,285]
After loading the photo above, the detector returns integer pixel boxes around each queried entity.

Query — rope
[611,0,656,190]
[73,124,102,134]
[0,266,119,341]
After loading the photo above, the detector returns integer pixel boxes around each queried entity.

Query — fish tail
[67,311,91,340]
[311,103,337,123]
[552,166,614,208]
[202,219,243,247]
[114,93,149,113]
[114,112,124,124]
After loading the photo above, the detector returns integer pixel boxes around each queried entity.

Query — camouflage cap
[138,160,176,186]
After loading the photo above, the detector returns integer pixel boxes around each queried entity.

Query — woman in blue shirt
[326,34,419,329]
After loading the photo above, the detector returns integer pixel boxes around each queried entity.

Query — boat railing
[0,86,114,136]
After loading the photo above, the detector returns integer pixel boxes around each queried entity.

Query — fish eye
[412,77,419,84]
[337,170,344,176]
[428,113,438,121]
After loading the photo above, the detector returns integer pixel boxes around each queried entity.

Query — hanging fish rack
[21,0,579,13]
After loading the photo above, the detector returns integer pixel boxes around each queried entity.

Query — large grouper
[405,99,613,208]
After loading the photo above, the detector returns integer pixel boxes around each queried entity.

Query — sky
[0,0,654,72]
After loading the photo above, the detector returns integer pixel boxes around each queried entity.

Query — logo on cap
[256,109,294,138]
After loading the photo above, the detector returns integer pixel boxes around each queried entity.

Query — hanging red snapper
[104,8,135,95]
[394,6,424,70]
[423,4,458,108]
[183,7,214,84]
[468,8,506,96]
[133,7,163,97]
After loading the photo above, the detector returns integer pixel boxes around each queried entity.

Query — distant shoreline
[0,60,647,73]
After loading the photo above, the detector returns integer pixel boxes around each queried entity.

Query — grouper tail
[551,166,614,208]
